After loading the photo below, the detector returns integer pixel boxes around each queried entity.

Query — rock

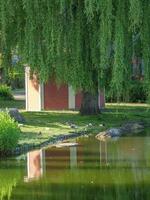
[107,128,122,137]
[8,108,25,123]
[121,121,144,133]
[96,128,122,140]
[95,131,111,141]
[96,121,145,141]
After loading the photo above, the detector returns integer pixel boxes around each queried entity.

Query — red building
[25,67,105,111]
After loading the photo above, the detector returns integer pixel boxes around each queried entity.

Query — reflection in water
[24,150,45,182]
[1,135,150,199]
[70,146,77,169]
[100,140,108,166]
[0,165,21,200]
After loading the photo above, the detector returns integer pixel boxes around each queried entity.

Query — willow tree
[0,0,150,114]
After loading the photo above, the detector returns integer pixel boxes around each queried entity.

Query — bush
[0,112,21,153]
[129,80,146,103]
[106,80,146,103]
[0,84,13,100]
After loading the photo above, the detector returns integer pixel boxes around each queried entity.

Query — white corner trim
[25,66,43,112]
[68,86,75,109]
[39,83,44,110]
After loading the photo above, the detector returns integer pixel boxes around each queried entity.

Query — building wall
[44,81,68,110]
[43,82,105,110]
[43,81,84,110]
[25,68,105,111]
[25,67,42,111]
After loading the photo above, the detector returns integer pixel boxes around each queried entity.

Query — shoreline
[6,131,89,157]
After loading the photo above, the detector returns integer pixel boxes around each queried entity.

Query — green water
[1,134,150,200]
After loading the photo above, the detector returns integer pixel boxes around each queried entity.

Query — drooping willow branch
[0,0,149,100]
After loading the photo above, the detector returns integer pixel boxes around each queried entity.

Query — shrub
[106,80,146,103]
[0,84,13,100]
[129,80,146,103]
[0,112,21,153]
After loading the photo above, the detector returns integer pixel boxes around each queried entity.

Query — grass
[20,104,150,146]
[19,110,102,145]
[0,98,150,147]
[0,99,25,110]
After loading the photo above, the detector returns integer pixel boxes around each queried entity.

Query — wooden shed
[25,67,105,111]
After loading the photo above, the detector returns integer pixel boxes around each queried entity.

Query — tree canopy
[0,0,149,100]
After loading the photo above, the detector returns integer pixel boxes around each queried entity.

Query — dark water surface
[1,134,150,200]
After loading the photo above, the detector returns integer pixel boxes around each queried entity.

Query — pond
[1,132,150,200]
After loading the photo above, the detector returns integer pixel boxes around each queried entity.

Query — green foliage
[141,0,150,102]
[129,80,146,103]
[111,0,126,99]
[0,169,20,200]
[129,0,142,31]
[0,84,13,100]
[106,80,146,103]
[0,0,149,100]
[0,98,25,109]
[0,112,20,153]
[98,0,112,88]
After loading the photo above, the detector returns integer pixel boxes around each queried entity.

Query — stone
[95,131,110,141]
[8,108,25,123]
[96,121,145,141]
[107,128,122,137]
[121,121,144,133]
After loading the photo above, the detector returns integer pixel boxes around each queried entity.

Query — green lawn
[0,99,25,110]
[20,104,150,146]
[0,99,150,146]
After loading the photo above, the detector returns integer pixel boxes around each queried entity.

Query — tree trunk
[80,91,100,115]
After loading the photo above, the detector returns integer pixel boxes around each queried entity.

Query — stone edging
[96,121,145,141]
[10,131,88,156]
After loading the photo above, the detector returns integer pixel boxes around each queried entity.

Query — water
[1,134,150,200]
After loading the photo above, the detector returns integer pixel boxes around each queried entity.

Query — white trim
[68,86,75,109]
[39,83,44,111]
[40,83,44,110]
[25,66,42,112]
